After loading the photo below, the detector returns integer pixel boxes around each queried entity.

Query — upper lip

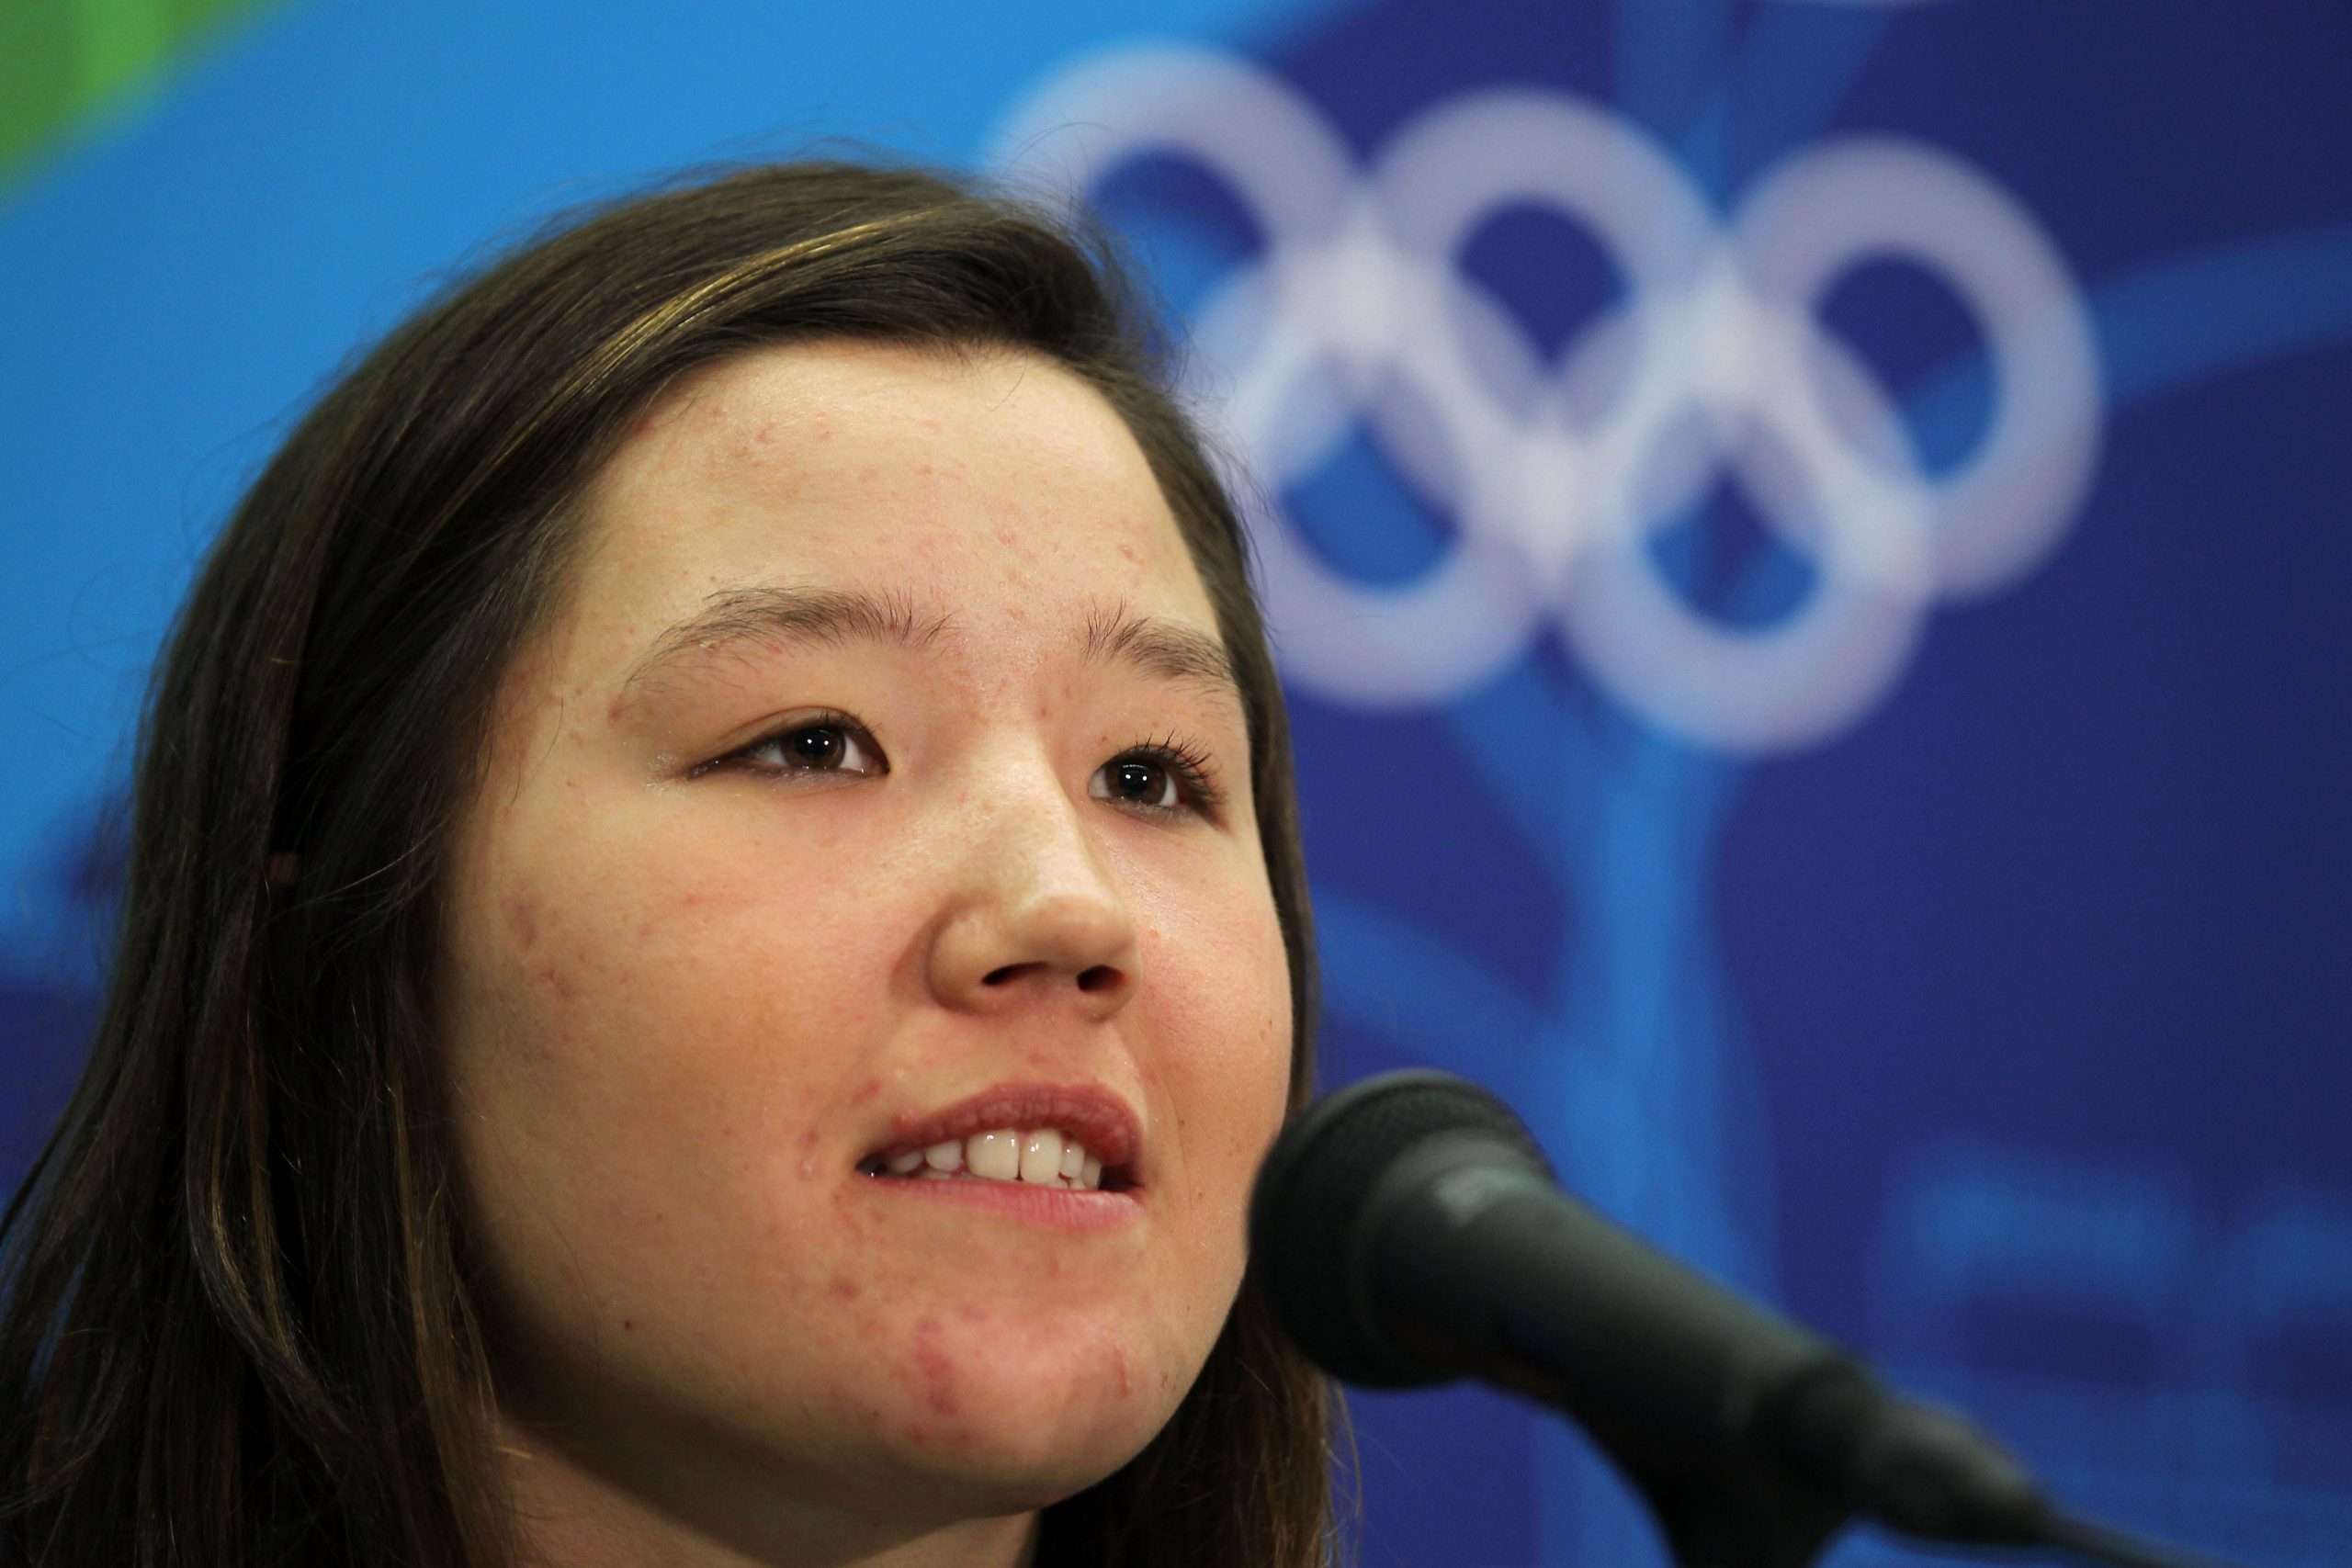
[867,1080,1144,1176]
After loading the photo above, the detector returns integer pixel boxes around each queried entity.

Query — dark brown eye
[1090,755,1181,810]
[1118,760,1169,803]
[734,716,885,778]
[786,727,845,767]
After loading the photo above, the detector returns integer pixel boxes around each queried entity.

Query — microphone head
[1250,1070,1552,1386]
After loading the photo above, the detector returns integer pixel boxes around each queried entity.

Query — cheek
[1175,865,1293,1081]
[1138,874,1294,1232]
[459,804,887,1073]
[439,823,894,1321]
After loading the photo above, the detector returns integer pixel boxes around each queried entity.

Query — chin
[857,1308,1197,1507]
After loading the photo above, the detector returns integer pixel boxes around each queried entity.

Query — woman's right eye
[717,712,888,780]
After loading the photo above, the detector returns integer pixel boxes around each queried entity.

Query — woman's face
[438,341,1293,1545]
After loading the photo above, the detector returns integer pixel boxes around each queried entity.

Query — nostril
[972,961,1125,993]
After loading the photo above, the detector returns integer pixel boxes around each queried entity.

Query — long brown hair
[0,162,1333,1568]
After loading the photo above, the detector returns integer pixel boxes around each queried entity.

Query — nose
[924,770,1140,1019]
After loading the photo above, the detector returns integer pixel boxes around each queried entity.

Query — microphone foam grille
[1250,1071,1550,1385]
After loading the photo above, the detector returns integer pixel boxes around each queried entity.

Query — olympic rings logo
[993,48,2102,751]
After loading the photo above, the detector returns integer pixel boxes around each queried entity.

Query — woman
[0,164,1334,1566]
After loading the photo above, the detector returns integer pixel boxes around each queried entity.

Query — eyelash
[700,711,1227,820]
[1115,733,1227,819]
[693,709,882,781]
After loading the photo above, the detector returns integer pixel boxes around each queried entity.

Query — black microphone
[1250,1070,2238,1568]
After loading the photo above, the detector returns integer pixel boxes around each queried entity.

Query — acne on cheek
[810,1383,950,1456]
[512,923,631,1008]
[485,866,587,1000]
[495,861,726,1015]
[910,1316,962,1419]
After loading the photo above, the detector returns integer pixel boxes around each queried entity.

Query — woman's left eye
[1089,741,1223,818]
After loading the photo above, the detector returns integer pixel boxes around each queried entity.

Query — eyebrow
[618,583,1246,719]
[620,584,952,701]
[1082,600,1247,719]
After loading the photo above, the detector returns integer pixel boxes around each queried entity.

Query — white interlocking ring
[993,46,2102,751]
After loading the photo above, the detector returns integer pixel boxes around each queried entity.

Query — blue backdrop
[2,3,2346,1564]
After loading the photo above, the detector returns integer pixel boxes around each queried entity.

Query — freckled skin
[439,342,1290,1565]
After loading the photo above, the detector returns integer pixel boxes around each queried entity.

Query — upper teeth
[877,1128,1106,1190]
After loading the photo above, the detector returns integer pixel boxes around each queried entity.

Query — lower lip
[858,1174,1144,1232]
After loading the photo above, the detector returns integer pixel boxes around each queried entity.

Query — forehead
[563,340,1216,651]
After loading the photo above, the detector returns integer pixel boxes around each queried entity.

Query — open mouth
[856,1127,1135,1193]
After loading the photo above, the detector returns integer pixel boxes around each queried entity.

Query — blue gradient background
[2,3,2345,1564]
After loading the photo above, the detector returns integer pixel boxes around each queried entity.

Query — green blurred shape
[1,0,280,187]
